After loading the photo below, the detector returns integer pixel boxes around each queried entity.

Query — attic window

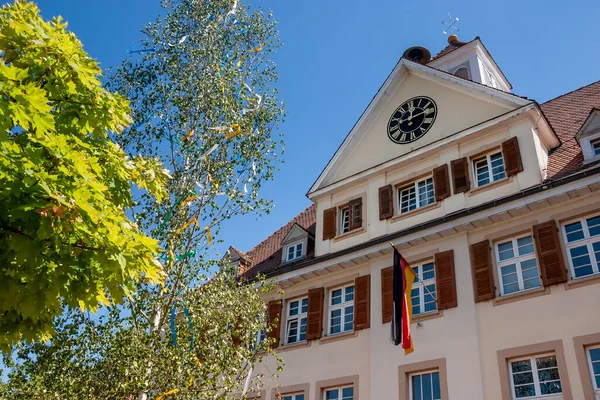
[285,242,303,262]
[453,66,470,80]
[592,138,600,156]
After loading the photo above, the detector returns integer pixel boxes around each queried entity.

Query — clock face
[387,96,437,144]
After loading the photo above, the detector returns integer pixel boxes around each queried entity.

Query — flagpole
[389,242,437,301]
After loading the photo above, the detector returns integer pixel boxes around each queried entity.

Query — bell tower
[426,34,512,92]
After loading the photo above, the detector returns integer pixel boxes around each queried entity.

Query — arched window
[453,67,470,80]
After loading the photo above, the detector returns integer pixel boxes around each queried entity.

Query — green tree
[2,0,286,397]
[0,0,169,347]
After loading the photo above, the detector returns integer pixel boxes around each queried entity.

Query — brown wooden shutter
[267,300,282,348]
[381,266,393,323]
[322,207,337,240]
[306,287,324,340]
[502,137,523,177]
[378,185,394,220]
[433,164,451,201]
[349,198,363,230]
[470,240,496,303]
[354,275,371,330]
[533,220,567,286]
[434,250,457,310]
[451,157,470,194]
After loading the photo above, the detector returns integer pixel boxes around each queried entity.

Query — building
[228,34,600,400]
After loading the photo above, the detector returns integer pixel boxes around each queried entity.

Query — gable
[309,60,530,195]
[281,224,309,245]
[576,108,600,140]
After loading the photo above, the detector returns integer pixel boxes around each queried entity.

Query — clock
[387,96,437,144]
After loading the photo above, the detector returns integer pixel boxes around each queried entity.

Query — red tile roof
[541,80,600,179]
[431,38,470,61]
[240,205,316,279]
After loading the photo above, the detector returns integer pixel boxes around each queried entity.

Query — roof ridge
[246,204,316,257]
[542,79,600,105]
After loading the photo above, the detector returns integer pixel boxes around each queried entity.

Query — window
[340,206,350,234]
[285,242,304,262]
[286,297,308,344]
[324,386,354,400]
[587,345,600,397]
[453,66,470,80]
[563,215,600,278]
[410,370,441,400]
[592,138,600,157]
[329,285,354,335]
[411,262,437,316]
[398,177,435,214]
[473,151,506,187]
[509,354,562,399]
[283,394,305,400]
[495,235,541,295]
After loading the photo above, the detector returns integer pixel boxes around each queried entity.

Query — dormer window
[575,109,600,163]
[285,242,304,262]
[592,138,600,157]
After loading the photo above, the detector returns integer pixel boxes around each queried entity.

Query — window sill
[283,256,306,264]
[319,330,357,345]
[390,202,440,224]
[469,176,513,196]
[278,340,311,353]
[412,309,443,323]
[333,227,365,242]
[493,286,549,306]
[564,272,600,290]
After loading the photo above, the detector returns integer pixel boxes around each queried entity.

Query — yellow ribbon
[168,239,175,270]
[208,172,219,190]
[180,193,201,208]
[156,388,179,400]
[224,124,252,139]
[236,54,245,67]
[204,226,212,246]
[249,43,265,53]
[175,217,198,234]
[180,130,194,142]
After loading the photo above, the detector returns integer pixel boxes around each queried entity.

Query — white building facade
[233,35,600,400]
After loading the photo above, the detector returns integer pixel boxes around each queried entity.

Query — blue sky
[35,0,600,257]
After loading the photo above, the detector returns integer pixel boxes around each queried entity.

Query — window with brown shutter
[348,198,363,231]
[354,275,371,330]
[322,207,337,240]
[451,157,470,194]
[379,185,394,220]
[502,137,523,177]
[470,240,496,302]
[306,287,324,340]
[433,164,451,201]
[533,220,567,286]
[434,250,457,309]
[381,266,393,323]
[267,300,282,348]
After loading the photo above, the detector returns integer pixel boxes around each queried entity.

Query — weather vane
[441,13,460,36]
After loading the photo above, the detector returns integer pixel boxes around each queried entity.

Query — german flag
[390,246,416,355]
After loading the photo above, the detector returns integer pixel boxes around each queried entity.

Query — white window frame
[409,369,442,400]
[282,393,305,400]
[411,261,437,316]
[328,284,354,336]
[285,297,308,344]
[495,234,541,296]
[592,138,600,157]
[562,214,600,279]
[508,353,563,399]
[340,206,350,234]
[398,176,435,215]
[285,241,304,262]
[586,344,600,398]
[472,151,506,188]
[580,131,600,163]
[323,385,354,400]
